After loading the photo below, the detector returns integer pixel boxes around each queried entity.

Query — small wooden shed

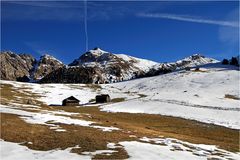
[62,96,80,106]
[96,94,111,103]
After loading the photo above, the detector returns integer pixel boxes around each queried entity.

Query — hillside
[1,62,239,159]
[0,51,35,81]
[101,63,240,129]
[1,62,239,129]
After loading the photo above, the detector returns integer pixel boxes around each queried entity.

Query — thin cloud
[137,13,239,28]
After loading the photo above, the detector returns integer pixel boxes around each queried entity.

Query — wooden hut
[96,94,111,103]
[62,96,80,106]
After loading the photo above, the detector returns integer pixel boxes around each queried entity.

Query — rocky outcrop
[0,51,64,82]
[31,54,64,80]
[0,51,35,81]
[39,66,105,84]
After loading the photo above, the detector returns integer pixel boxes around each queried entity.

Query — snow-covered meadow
[1,63,239,159]
[101,63,240,129]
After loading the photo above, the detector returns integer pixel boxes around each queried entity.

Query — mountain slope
[40,48,219,84]
[1,49,219,83]
[0,51,35,81]
[68,47,159,83]
[30,54,64,80]
[101,63,240,129]
[0,51,63,81]
[39,66,104,84]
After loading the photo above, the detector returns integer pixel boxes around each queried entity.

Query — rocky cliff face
[31,54,64,80]
[39,66,106,84]
[0,51,35,81]
[0,51,63,82]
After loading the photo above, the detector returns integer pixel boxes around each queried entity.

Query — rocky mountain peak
[31,54,64,80]
[39,54,63,64]
[69,48,113,65]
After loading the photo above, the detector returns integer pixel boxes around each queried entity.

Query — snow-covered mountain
[68,47,159,83]
[171,54,218,68]
[54,48,217,84]
[1,49,220,83]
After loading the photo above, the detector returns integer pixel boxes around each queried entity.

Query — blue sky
[1,1,239,64]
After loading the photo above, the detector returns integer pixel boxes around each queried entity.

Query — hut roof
[63,96,80,102]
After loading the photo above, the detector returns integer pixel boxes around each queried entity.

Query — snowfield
[100,63,240,129]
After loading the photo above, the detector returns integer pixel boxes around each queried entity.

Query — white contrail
[84,0,89,51]
[138,13,239,28]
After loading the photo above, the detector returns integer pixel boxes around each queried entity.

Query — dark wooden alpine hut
[62,96,80,106]
[96,94,111,103]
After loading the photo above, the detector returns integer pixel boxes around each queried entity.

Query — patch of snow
[120,139,240,160]
[138,137,240,159]
[120,141,206,160]
[0,140,91,160]
[0,104,119,132]
[116,54,158,72]
[107,143,122,149]
[40,54,63,64]
[81,150,116,156]
[55,129,67,132]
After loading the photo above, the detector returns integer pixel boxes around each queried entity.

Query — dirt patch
[111,98,125,103]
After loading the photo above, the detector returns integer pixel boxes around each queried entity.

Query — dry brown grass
[85,84,102,91]
[111,98,125,103]
[225,94,240,100]
[138,94,147,98]
[0,83,43,105]
[0,113,132,159]
[191,69,207,73]
[56,106,240,152]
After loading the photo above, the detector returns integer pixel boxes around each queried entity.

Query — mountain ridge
[0,48,219,83]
